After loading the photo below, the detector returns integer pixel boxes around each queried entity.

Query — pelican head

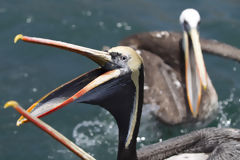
[180,8,200,31]
[179,9,207,117]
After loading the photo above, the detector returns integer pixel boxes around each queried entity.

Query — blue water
[1,0,240,159]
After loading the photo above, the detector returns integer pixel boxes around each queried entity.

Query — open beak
[15,34,120,126]
[183,29,207,117]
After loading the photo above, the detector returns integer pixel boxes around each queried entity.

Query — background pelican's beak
[189,29,207,89]
[15,35,121,126]
[183,28,207,117]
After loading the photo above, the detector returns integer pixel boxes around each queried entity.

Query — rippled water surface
[1,0,240,159]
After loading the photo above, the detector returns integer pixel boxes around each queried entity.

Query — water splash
[116,22,132,30]
[73,120,104,147]
[72,111,118,156]
[137,104,163,148]
[81,10,92,16]
[217,88,235,128]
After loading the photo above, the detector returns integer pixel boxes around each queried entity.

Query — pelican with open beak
[14,34,144,160]
[180,9,208,117]
[6,33,240,160]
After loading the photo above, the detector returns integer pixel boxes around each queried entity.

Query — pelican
[121,8,240,125]
[5,34,240,160]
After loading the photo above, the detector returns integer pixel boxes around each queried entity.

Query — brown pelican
[5,34,240,160]
[121,8,240,125]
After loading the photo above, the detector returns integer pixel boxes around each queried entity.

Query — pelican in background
[5,34,240,160]
[121,8,240,125]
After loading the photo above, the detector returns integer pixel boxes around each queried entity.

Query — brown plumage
[121,31,240,124]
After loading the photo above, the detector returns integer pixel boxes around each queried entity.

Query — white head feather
[179,8,201,29]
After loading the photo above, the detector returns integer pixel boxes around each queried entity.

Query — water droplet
[226,120,231,126]
[140,137,146,141]
[137,137,141,142]
[99,21,104,27]
[71,24,76,29]
[233,67,237,71]
[47,155,54,159]
[116,22,122,28]
[86,11,92,16]
[32,88,37,92]
[82,10,92,16]
[124,25,131,31]
[26,16,33,24]
[0,8,6,13]
[23,73,29,78]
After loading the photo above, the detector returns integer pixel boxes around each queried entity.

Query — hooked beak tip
[4,100,20,109]
[14,34,24,44]
[16,121,23,126]
[16,116,27,126]
[4,100,26,126]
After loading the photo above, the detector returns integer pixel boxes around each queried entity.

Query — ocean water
[1,0,240,159]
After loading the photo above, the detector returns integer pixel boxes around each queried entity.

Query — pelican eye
[183,20,193,32]
[183,20,188,29]
[121,55,127,61]
[198,20,201,26]
[183,20,188,25]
